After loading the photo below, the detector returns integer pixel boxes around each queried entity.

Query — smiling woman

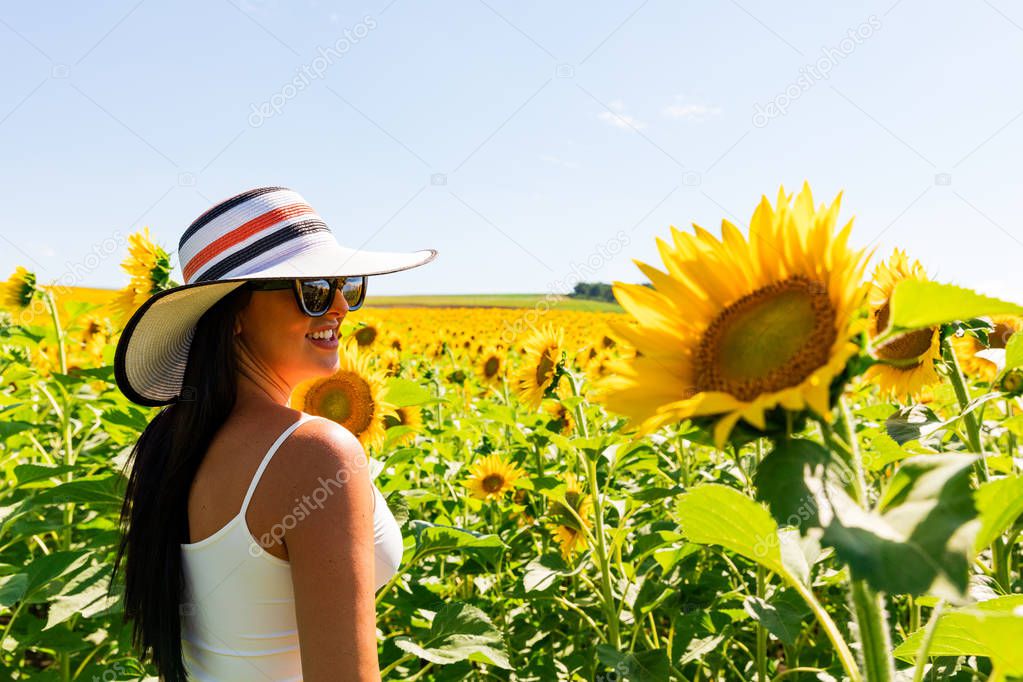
[108,186,437,681]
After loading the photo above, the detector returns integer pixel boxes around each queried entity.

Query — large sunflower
[598,183,871,447]
[545,472,593,561]
[464,454,525,501]
[290,341,396,451]
[952,315,1023,383]
[864,248,941,401]
[514,324,565,410]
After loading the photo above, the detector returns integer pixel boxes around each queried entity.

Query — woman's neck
[234,373,291,408]
[233,335,292,406]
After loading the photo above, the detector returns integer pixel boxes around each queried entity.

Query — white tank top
[179,413,403,681]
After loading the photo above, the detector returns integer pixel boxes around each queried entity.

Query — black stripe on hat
[179,186,289,251]
[192,218,331,283]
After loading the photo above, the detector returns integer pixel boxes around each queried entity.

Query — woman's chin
[312,358,341,377]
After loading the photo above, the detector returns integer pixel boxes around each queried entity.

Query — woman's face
[234,283,348,391]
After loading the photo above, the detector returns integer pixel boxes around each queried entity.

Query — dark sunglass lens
[300,279,333,313]
[341,276,364,308]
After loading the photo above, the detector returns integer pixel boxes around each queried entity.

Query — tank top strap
[239,413,317,517]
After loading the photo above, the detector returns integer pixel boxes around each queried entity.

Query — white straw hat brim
[114,246,437,406]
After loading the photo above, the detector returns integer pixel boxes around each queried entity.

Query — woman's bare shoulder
[267,413,369,493]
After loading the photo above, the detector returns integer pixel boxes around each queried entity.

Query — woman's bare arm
[278,418,381,682]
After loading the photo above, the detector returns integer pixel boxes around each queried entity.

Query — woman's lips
[306,327,338,349]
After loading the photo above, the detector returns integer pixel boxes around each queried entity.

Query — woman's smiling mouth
[306,326,339,349]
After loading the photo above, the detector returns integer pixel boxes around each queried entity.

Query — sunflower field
[2,183,1023,681]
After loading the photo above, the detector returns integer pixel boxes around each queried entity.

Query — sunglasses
[247,276,367,316]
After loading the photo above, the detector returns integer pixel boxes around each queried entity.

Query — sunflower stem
[756,563,768,682]
[566,370,620,649]
[941,335,1013,591]
[1005,398,1017,473]
[836,397,894,682]
[848,579,894,682]
[676,431,690,488]
[911,600,945,682]
[837,399,868,506]
[42,287,76,561]
[940,334,986,470]
[42,287,67,375]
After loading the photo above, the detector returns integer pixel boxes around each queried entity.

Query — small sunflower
[598,183,872,447]
[514,324,565,410]
[382,404,423,445]
[111,228,177,324]
[75,313,114,365]
[864,249,941,401]
[578,346,621,382]
[0,266,38,312]
[541,397,575,434]
[378,347,403,377]
[545,472,593,561]
[33,340,60,376]
[354,323,379,347]
[540,379,574,433]
[512,487,536,527]
[952,315,1023,383]
[478,349,505,385]
[464,454,526,501]
[290,341,396,451]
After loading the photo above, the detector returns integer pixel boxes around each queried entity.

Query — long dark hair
[110,285,252,681]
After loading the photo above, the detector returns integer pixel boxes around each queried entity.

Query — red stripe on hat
[183,203,316,281]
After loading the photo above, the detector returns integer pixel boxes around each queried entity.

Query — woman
[110,187,438,681]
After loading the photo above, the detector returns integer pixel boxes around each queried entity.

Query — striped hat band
[179,187,334,284]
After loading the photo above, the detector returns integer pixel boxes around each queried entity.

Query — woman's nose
[330,286,349,316]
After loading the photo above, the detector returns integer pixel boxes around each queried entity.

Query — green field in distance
[365,293,623,312]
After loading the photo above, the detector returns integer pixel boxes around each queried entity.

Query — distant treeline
[568,281,652,302]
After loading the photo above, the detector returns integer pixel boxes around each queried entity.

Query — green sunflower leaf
[884,404,943,445]
[596,645,670,682]
[889,280,1023,330]
[893,595,1023,674]
[753,438,853,532]
[675,484,793,581]
[860,428,911,471]
[393,602,511,669]
[973,474,1023,552]
[817,454,980,601]
[522,554,572,593]
[1004,332,1023,372]
[29,474,125,507]
[383,377,436,407]
[743,590,810,647]
[408,520,505,567]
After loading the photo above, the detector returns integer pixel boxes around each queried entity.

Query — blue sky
[1,0,1022,298]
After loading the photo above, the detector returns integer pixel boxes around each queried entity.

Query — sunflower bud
[998,368,1023,395]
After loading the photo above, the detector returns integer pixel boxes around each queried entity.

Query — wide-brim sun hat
[114,186,437,407]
